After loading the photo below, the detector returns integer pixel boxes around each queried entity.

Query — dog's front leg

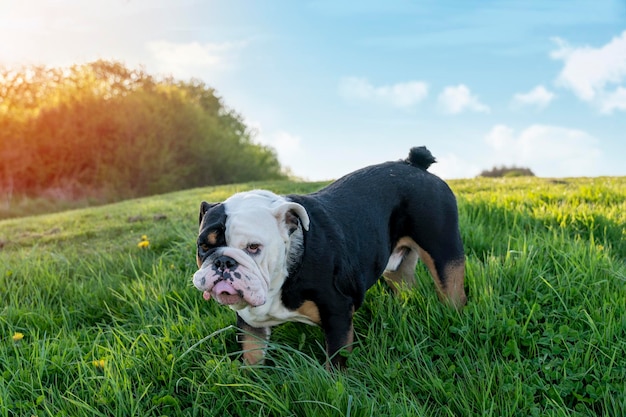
[322,305,355,370]
[236,314,270,365]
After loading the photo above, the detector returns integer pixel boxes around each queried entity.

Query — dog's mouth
[193,248,268,307]
[206,280,245,306]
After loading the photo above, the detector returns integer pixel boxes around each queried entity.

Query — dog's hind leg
[383,237,420,293]
[384,237,466,309]
[416,245,466,310]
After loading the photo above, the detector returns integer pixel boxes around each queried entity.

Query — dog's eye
[246,243,261,254]
[198,242,210,253]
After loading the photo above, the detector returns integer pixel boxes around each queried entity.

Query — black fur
[280,147,464,366]
[196,203,227,264]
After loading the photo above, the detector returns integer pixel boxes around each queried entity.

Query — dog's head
[192,190,310,309]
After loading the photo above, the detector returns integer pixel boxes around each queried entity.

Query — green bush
[479,166,535,178]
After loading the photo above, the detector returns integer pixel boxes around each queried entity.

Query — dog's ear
[272,202,310,235]
[199,201,218,225]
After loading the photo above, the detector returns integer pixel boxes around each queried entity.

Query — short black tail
[405,146,436,170]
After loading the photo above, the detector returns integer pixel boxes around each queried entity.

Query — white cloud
[484,124,602,177]
[248,120,304,169]
[147,40,247,79]
[428,153,481,180]
[262,130,303,160]
[511,85,555,109]
[598,86,626,114]
[338,77,428,108]
[551,30,626,113]
[485,125,516,151]
[437,84,490,114]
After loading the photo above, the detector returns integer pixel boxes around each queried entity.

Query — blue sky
[1,0,625,180]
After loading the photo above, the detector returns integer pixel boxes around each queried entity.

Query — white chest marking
[233,291,318,328]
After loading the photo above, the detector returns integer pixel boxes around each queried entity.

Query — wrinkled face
[192,190,309,309]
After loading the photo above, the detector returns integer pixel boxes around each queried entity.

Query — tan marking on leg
[383,237,419,293]
[444,259,467,310]
[418,245,466,310]
[382,270,403,294]
[416,246,445,299]
[237,327,270,365]
[344,321,354,351]
[297,300,321,324]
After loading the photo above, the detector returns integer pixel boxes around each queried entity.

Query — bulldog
[192,146,466,368]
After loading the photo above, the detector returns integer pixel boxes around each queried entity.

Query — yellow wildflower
[12,332,24,342]
[138,234,150,248]
[92,359,106,369]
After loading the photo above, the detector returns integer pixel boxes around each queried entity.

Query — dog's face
[192,190,309,309]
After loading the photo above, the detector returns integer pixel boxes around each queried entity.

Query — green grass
[1,177,625,416]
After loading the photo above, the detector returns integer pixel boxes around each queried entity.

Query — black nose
[213,255,237,271]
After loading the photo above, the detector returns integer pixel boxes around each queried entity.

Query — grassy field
[1,176,625,416]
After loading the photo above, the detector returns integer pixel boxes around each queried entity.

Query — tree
[0,61,286,201]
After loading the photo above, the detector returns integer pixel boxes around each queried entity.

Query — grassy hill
[1,177,625,416]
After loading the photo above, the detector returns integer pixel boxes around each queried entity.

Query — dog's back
[310,146,447,203]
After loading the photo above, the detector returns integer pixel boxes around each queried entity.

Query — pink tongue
[213,280,237,295]
[203,291,211,301]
